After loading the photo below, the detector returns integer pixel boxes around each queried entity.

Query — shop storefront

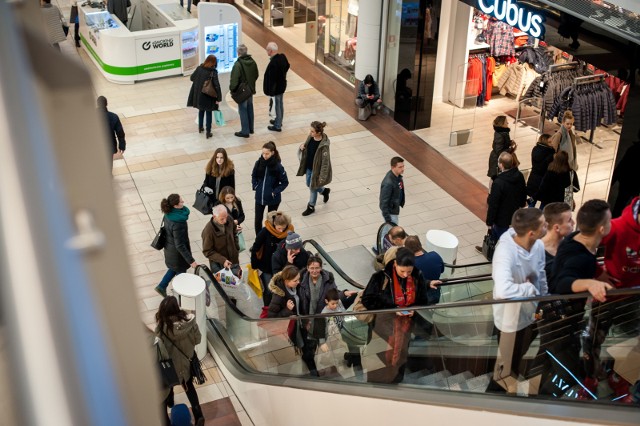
[381,0,640,213]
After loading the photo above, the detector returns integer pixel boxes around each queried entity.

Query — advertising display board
[134,34,181,74]
[203,23,239,74]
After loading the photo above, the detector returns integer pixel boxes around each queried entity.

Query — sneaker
[154,285,167,298]
[322,188,330,203]
[268,125,281,132]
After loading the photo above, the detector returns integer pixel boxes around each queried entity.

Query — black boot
[322,188,331,203]
[302,204,315,216]
[192,405,205,426]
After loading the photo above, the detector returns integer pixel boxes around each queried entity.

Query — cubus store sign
[477,0,545,38]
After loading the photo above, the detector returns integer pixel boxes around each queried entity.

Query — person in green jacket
[229,44,259,138]
[296,121,332,216]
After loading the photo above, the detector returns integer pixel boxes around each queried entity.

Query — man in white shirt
[491,208,548,392]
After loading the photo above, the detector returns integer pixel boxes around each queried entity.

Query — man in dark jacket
[230,44,259,138]
[379,156,405,224]
[484,152,526,241]
[263,42,290,132]
[97,96,126,170]
[201,205,239,273]
[271,231,311,275]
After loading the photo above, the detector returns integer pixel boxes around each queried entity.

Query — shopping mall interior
[1,0,639,425]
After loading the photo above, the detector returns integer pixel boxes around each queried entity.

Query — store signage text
[477,0,545,38]
[142,38,174,51]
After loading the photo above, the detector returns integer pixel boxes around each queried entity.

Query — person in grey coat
[41,0,67,50]
[379,156,405,224]
[187,55,222,139]
[155,296,205,426]
[155,194,197,297]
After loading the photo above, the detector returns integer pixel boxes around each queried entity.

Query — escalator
[195,240,640,425]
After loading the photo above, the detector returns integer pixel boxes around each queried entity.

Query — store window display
[316,0,358,83]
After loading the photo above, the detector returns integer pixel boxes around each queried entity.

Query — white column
[354,0,383,80]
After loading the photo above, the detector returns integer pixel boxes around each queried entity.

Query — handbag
[150,218,167,250]
[481,230,497,261]
[62,23,69,37]
[231,62,252,104]
[156,344,180,387]
[193,187,212,215]
[564,171,578,211]
[237,231,246,252]
[201,71,217,98]
[214,110,225,127]
[352,277,389,324]
[161,331,207,385]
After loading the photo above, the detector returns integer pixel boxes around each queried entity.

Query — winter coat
[187,65,221,112]
[163,212,195,272]
[101,108,126,154]
[550,129,578,171]
[263,53,290,96]
[487,126,512,178]
[271,245,311,275]
[266,273,306,318]
[201,217,239,266]
[251,156,289,206]
[492,228,547,332]
[536,169,578,205]
[296,133,332,189]
[156,315,201,383]
[203,170,235,201]
[551,231,599,295]
[299,270,338,340]
[250,211,293,272]
[486,167,527,228]
[221,199,245,226]
[41,4,67,45]
[601,197,640,287]
[361,261,431,311]
[230,55,259,94]
[527,142,556,197]
[357,80,381,101]
[379,170,405,223]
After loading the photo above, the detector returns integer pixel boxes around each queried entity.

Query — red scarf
[392,268,416,307]
[386,269,416,367]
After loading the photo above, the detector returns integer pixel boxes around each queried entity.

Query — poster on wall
[203,23,239,74]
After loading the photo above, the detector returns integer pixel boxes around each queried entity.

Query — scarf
[255,156,279,179]
[386,269,416,367]
[264,220,292,240]
[559,126,578,171]
[493,125,510,134]
[165,206,190,222]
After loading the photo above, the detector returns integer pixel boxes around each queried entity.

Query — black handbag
[193,187,212,215]
[201,71,217,98]
[231,62,252,104]
[162,331,207,385]
[157,344,180,387]
[150,218,167,250]
[482,231,497,261]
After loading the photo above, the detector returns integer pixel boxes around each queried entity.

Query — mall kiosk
[79,0,198,84]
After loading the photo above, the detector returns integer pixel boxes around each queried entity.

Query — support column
[354,0,382,80]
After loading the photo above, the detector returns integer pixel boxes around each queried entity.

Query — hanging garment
[485,56,496,101]
[465,57,483,97]
[486,20,515,57]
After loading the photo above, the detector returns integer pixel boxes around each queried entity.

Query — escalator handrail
[438,273,492,284]
[302,239,366,289]
[195,265,640,322]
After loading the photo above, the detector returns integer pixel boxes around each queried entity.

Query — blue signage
[477,0,545,38]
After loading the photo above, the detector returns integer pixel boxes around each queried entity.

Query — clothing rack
[536,62,581,133]
[573,74,606,146]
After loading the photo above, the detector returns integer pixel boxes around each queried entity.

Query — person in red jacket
[580,196,640,402]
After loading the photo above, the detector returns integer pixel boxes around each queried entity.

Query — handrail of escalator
[302,238,366,289]
[195,265,640,322]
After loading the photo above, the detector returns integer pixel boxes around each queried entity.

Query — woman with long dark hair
[526,133,555,206]
[296,121,332,216]
[155,194,197,298]
[251,141,289,234]
[537,151,580,208]
[487,115,516,184]
[155,296,204,425]
[204,147,235,202]
[187,54,221,139]
[218,186,245,230]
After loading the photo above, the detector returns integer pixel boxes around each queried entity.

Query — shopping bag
[246,264,263,298]
[214,110,225,127]
[357,104,372,121]
[237,231,246,252]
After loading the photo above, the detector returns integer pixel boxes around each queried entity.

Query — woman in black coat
[537,151,579,208]
[487,115,515,182]
[187,54,221,139]
[155,194,197,298]
[251,141,289,234]
[526,133,556,205]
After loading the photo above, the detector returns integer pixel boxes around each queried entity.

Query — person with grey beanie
[271,231,311,274]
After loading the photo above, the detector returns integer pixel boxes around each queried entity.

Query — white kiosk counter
[79,0,198,84]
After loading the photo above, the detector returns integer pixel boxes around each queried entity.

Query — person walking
[155,296,205,426]
[379,156,405,224]
[263,42,290,132]
[251,141,289,235]
[97,96,126,170]
[230,44,259,138]
[41,0,67,50]
[296,121,332,216]
[187,54,221,139]
[203,148,235,203]
[155,194,198,297]
[550,110,578,171]
[487,115,516,185]
[526,133,555,207]
[69,0,81,48]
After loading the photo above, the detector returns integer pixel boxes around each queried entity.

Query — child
[320,288,367,368]
[319,288,346,353]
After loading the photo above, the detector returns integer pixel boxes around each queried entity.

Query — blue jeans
[382,214,399,225]
[238,96,254,135]
[198,109,212,132]
[306,168,324,206]
[179,0,191,12]
[273,93,284,129]
[157,268,185,291]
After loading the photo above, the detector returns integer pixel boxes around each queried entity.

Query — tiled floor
[51,2,628,423]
